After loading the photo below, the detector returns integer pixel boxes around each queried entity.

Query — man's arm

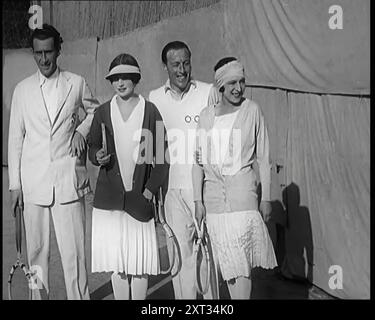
[75,78,100,139]
[144,107,170,197]
[8,85,25,216]
[207,84,220,106]
[70,78,100,157]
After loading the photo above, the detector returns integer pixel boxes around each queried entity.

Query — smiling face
[111,74,136,100]
[221,76,246,106]
[165,48,191,93]
[33,37,59,78]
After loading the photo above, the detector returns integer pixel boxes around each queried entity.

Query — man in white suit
[8,24,99,300]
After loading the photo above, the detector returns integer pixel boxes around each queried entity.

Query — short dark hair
[107,53,141,84]
[30,23,63,51]
[214,57,238,92]
[214,57,237,72]
[161,41,191,65]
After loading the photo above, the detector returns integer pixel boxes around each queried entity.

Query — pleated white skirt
[206,210,277,281]
[91,207,159,275]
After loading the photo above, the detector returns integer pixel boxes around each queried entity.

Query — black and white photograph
[2,0,370,307]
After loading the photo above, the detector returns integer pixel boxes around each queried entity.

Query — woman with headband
[192,57,277,299]
[88,53,169,300]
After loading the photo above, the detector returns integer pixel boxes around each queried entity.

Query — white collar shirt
[39,67,60,123]
[164,78,197,101]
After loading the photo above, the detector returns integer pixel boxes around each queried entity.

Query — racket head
[155,221,182,276]
[163,223,182,277]
[8,262,32,300]
[194,238,210,295]
[155,221,171,273]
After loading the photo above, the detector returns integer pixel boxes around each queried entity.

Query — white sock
[130,275,148,300]
[111,272,130,300]
[227,276,252,299]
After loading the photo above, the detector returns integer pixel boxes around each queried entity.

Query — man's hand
[96,148,111,166]
[143,188,153,202]
[70,131,86,158]
[194,148,203,166]
[194,200,206,229]
[259,200,272,223]
[10,189,23,218]
[208,85,221,106]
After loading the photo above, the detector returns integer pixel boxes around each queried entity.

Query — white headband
[105,64,141,80]
[214,60,245,89]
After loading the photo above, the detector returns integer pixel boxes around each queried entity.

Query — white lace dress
[206,111,277,281]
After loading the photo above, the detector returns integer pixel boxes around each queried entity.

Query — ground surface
[2,167,333,300]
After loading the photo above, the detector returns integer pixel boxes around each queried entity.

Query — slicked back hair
[161,41,191,65]
[30,23,63,51]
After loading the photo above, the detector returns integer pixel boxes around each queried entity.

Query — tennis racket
[193,219,211,295]
[8,206,32,300]
[153,188,182,278]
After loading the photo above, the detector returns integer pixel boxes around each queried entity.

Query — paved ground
[2,167,334,300]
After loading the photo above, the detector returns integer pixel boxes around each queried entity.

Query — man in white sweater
[149,41,216,299]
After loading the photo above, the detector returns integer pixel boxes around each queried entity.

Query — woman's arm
[254,103,272,221]
[192,163,206,227]
[87,110,103,166]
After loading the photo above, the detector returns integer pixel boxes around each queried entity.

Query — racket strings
[159,222,182,277]
[194,228,211,295]
[153,190,182,278]
[8,261,33,300]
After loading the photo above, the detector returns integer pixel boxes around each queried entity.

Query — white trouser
[23,189,89,300]
[165,189,218,299]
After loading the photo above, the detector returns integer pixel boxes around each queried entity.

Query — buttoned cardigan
[88,99,169,222]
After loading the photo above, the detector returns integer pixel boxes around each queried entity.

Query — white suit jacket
[8,69,100,205]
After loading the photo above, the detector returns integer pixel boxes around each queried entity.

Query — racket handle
[157,187,167,224]
[15,206,22,255]
[101,123,107,155]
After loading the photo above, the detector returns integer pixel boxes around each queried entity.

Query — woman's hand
[194,200,206,229]
[96,148,111,166]
[259,201,272,223]
[142,188,153,202]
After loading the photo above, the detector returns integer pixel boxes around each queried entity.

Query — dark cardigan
[87,98,169,222]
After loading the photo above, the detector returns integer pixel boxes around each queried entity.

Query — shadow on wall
[259,182,314,283]
[276,183,314,285]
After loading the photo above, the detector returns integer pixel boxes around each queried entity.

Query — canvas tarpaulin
[2,0,370,299]
[223,0,370,95]
[284,92,369,299]
[247,87,370,299]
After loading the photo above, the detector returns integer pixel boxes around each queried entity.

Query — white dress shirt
[39,68,60,123]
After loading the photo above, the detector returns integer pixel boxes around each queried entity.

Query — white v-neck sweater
[149,80,212,189]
